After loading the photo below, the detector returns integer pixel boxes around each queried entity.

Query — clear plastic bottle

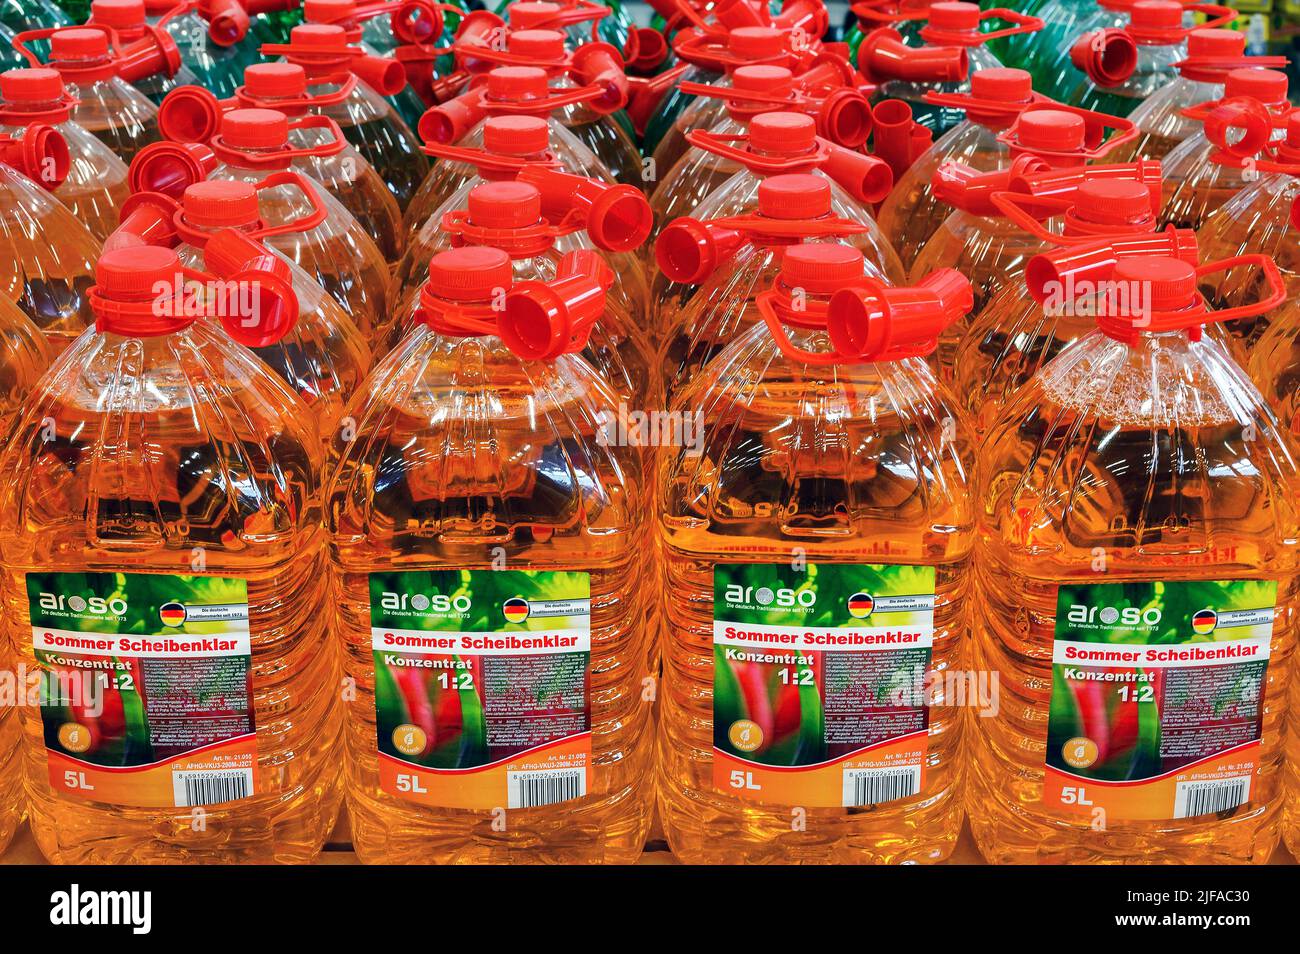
[0,0,70,57]
[18,26,162,163]
[655,173,900,396]
[149,0,283,99]
[133,107,394,347]
[657,242,975,863]
[1109,28,1280,163]
[264,24,431,211]
[327,245,655,863]
[0,67,130,240]
[947,177,1203,431]
[86,0,199,104]
[107,174,375,441]
[1159,69,1293,231]
[648,61,871,241]
[389,180,655,404]
[1004,0,1131,103]
[0,243,343,863]
[158,62,407,266]
[877,67,1037,274]
[970,252,1296,864]
[862,3,1042,137]
[0,127,101,352]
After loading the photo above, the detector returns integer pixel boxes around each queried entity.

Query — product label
[29,572,257,808]
[1043,580,1274,822]
[370,569,591,810]
[712,562,936,808]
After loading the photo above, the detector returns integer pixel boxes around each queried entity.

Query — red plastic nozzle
[499,248,612,359]
[419,86,487,144]
[159,85,229,144]
[870,98,933,181]
[353,53,407,96]
[570,42,629,115]
[104,189,181,252]
[1023,227,1200,305]
[1070,28,1138,88]
[0,123,70,190]
[129,140,219,198]
[856,27,969,84]
[114,27,183,82]
[775,0,830,39]
[655,218,745,283]
[821,140,893,204]
[625,62,688,136]
[516,164,652,252]
[626,27,668,73]
[827,267,973,361]
[203,227,300,346]
[203,0,298,47]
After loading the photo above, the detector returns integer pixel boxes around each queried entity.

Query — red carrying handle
[997,101,1138,161]
[678,80,875,148]
[210,114,348,167]
[245,169,330,238]
[420,136,556,173]
[918,7,1044,47]
[656,211,869,282]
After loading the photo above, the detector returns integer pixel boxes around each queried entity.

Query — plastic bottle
[502,0,634,57]
[444,26,643,190]
[911,105,1140,329]
[0,67,131,240]
[0,0,71,55]
[648,62,871,238]
[1108,28,1286,162]
[661,112,903,290]
[949,178,1205,435]
[262,24,431,210]
[13,25,162,163]
[145,0,287,99]
[1200,113,1300,349]
[131,107,394,346]
[106,174,375,439]
[391,180,655,400]
[970,252,1294,864]
[655,172,895,398]
[157,62,407,266]
[0,123,101,353]
[657,241,974,863]
[327,244,655,864]
[859,3,1041,137]
[999,0,1133,101]
[412,65,627,234]
[877,67,1042,274]
[85,0,198,104]
[1065,1,1237,119]
[0,242,344,863]
[1159,69,1294,231]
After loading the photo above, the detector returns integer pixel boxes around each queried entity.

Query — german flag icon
[847,592,874,619]
[159,601,187,628]
[1191,608,1218,635]
[502,597,530,624]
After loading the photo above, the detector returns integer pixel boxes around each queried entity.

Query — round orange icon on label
[392,724,428,757]
[728,719,764,753]
[58,722,93,754]
[1062,736,1099,769]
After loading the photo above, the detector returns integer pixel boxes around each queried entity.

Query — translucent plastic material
[657,321,973,864]
[650,79,733,189]
[56,53,161,163]
[971,327,1298,864]
[0,163,101,352]
[1108,73,1227,162]
[326,326,655,864]
[559,99,643,190]
[159,7,280,99]
[648,113,746,235]
[642,63,722,155]
[0,111,129,240]
[1199,173,1300,347]
[1002,0,1122,102]
[1066,39,1186,119]
[0,322,344,863]
[210,162,394,348]
[877,120,1006,274]
[0,295,49,436]
[1160,135,1285,231]
[297,73,430,211]
[173,241,373,442]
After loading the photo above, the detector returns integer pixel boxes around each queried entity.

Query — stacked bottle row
[0,0,1297,866]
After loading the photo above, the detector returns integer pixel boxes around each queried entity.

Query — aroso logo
[380,591,472,614]
[1067,603,1162,627]
[724,584,816,608]
[38,593,128,616]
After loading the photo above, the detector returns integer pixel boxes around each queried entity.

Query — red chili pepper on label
[734,662,775,750]
[773,674,802,741]
[430,671,463,746]
[1069,678,1112,762]
[393,667,436,755]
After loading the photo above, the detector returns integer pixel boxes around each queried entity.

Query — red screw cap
[183,180,261,229]
[487,66,550,101]
[92,0,147,28]
[971,67,1033,102]
[1224,67,1290,105]
[759,173,832,219]
[0,68,66,103]
[507,29,565,60]
[749,111,817,153]
[428,246,514,301]
[468,180,543,228]
[244,63,309,99]
[1015,109,1087,152]
[508,1,561,29]
[50,28,111,60]
[95,245,181,301]
[1129,0,1183,30]
[483,115,550,155]
[1186,28,1246,58]
[732,65,794,95]
[221,108,290,149]
[927,2,981,31]
[728,26,787,59]
[1112,255,1198,312]
[1072,179,1153,226]
[780,243,864,294]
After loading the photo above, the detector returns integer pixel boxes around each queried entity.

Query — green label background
[369,569,590,632]
[27,571,248,635]
[714,563,936,628]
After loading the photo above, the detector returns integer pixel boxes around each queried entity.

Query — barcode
[507,769,585,809]
[842,766,921,807]
[1174,776,1250,819]
[172,769,254,808]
